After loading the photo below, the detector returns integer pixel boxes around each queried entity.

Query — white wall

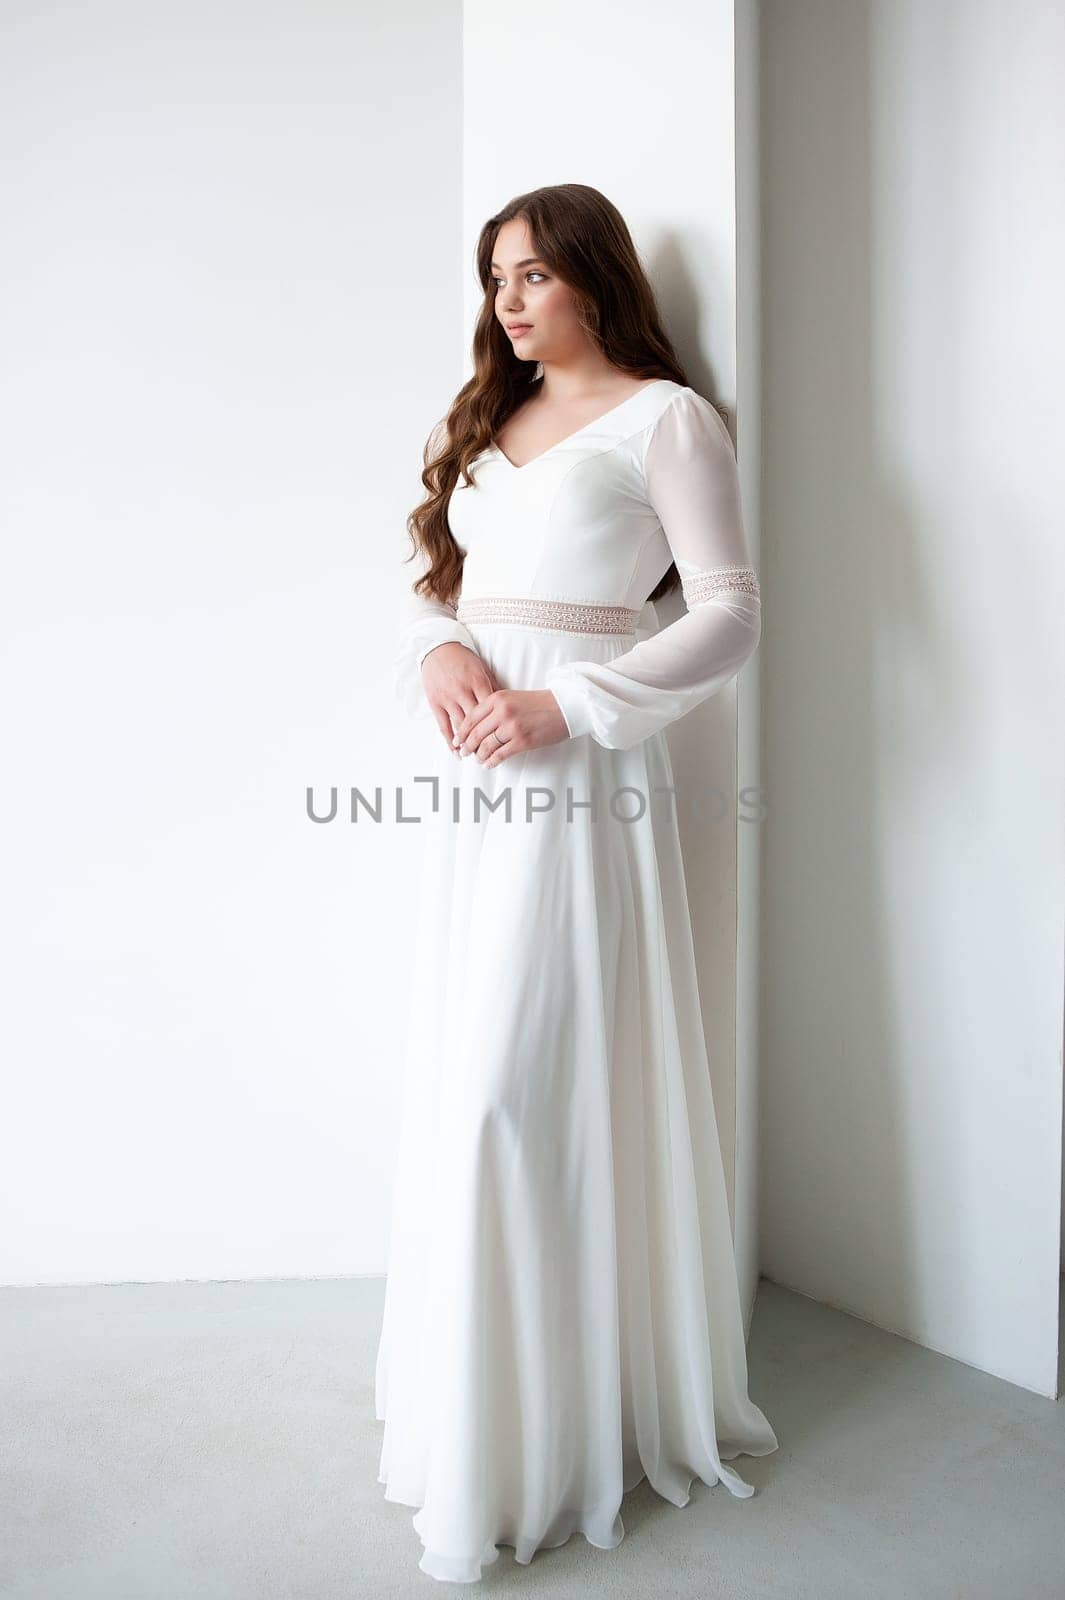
[759,0,1065,1396]
[1,0,762,1303]
[0,1,463,1284]
[463,0,762,1313]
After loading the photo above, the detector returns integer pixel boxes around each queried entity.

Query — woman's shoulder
[646,380,727,421]
[626,382,735,465]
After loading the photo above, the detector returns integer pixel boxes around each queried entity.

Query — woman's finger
[479,727,515,767]
[431,703,458,750]
[453,694,497,751]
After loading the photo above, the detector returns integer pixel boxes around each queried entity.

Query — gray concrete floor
[1,1276,1063,1599]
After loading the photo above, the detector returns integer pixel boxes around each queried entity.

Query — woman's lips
[508,325,533,338]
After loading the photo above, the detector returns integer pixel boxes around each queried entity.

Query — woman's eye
[493,272,547,288]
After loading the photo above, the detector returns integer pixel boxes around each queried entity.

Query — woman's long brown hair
[406,183,700,607]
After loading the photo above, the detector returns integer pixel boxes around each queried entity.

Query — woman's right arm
[394,542,499,747]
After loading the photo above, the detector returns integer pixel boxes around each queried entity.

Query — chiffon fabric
[375,379,778,1582]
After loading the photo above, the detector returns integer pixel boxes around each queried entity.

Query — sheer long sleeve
[394,540,481,721]
[544,390,761,750]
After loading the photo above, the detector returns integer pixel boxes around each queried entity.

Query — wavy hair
[406,183,701,606]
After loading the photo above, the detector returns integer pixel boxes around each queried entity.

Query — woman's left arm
[543,390,761,751]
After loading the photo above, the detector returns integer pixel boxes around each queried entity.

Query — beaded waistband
[455,596,640,635]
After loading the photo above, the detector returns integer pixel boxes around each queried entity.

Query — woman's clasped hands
[419,641,570,768]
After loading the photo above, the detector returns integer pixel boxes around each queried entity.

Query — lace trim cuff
[681,565,760,604]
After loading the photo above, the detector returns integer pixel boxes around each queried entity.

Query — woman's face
[491,216,585,364]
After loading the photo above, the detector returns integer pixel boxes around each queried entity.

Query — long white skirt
[374,624,778,1583]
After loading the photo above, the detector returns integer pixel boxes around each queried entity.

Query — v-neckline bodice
[491,379,674,472]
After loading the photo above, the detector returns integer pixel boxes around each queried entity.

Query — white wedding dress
[374,378,778,1583]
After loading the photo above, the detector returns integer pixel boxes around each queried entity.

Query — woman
[374,183,778,1583]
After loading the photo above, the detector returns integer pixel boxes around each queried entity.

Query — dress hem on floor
[376,1412,778,1584]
